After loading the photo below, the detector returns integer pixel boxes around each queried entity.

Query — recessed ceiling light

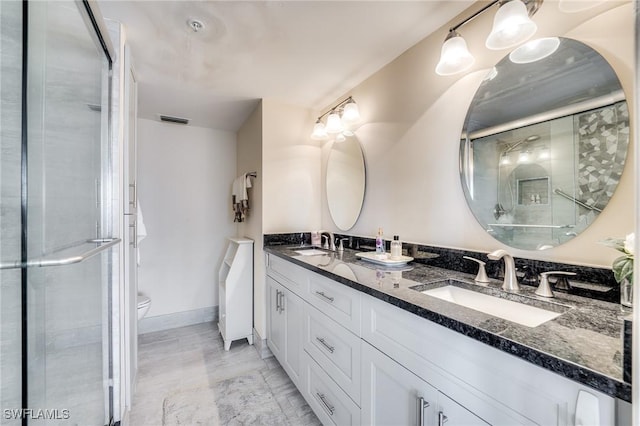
[187,18,204,33]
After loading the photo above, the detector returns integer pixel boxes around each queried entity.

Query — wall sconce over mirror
[311,96,361,142]
[436,0,543,76]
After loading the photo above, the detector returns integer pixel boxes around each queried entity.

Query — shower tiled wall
[575,101,629,214]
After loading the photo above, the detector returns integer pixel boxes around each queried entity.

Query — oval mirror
[460,37,629,250]
[326,137,366,230]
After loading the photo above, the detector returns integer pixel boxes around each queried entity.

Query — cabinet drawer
[304,303,361,404]
[266,254,308,293]
[303,352,361,426]
[307,273,361,336]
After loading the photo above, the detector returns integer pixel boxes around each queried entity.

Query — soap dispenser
[390,235,402,259]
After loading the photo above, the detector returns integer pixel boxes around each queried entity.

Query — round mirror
[326,137,366,230]
[460,37,629,250]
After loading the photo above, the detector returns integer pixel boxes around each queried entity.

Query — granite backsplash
[263,232,619,303]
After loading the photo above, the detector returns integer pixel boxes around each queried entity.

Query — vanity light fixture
[435,0,543,76]
[310,96,361,141]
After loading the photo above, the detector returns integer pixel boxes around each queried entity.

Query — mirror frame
[459,37,629,251]
[326,137,366,231]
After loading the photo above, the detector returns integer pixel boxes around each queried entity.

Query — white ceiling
[98,1,474,131]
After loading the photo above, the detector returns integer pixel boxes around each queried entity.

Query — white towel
[242,173,252,200]
[234,173,251,201]
[136,201,147,266]
[231,174,253,222]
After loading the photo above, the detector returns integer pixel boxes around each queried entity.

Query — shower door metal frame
[16,1,119,424]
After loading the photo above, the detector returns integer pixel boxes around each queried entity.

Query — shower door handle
[0,238,121,270]
[129,182,137,209]
[129,220,138,248]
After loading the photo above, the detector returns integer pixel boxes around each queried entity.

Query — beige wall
[319,1,634,268]
[237,99,320,338]
[262,98,322,234]
[236,102,265,336]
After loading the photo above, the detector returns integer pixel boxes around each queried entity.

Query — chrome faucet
[487,249,520,292]
[318,230,336,251]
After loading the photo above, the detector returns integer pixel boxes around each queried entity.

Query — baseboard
[252,327,273,359]
[138,306,218,335]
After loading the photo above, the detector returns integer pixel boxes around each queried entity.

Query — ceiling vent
[159,115,189,125]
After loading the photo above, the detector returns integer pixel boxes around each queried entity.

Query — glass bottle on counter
[376,228,385,254]
[390,235,402,259]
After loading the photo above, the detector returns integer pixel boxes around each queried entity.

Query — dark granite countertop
[264,245,631,402]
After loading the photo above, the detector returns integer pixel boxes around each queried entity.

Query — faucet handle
[463,256,490,284]
[536,271,576,298]
[338,238,348,252]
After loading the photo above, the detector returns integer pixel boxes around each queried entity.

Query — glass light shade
[486,0,538,50]
[325,112,343,134]
[500,153,511,165]
[335,133,346,143]
[310,121,328,140]
[509,37,560,64]
[435,33,475,76]
[342,101,360,124]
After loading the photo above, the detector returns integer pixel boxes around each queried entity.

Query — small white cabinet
[218,237,253,351]
[266,275,304,386]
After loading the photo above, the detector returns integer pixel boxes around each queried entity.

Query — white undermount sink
[294,248,328,256]
[422,285,562,327]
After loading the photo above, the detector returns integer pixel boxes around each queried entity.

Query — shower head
[501,135,540,154]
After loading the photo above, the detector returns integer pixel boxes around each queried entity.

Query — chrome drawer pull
[417,397,430,426]
[438,411,448,426]
[315,291,335,303]
[275,289,281,312]
[316,392,335,416]
[316,337,335,353]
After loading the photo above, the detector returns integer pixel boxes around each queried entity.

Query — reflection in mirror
[460,38,629,250]
[326,137,366,231]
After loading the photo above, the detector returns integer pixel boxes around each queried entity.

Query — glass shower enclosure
[1,1,118,424]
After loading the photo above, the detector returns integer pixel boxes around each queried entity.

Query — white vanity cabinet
[266,275,304,387]
[362,341,487,426]
[218,238,253,351]
[265,253,619,426]
[361,295,617,426]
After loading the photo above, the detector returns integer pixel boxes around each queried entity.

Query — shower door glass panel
[26,1,111,424]
[0,1,24,423]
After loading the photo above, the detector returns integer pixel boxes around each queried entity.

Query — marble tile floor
[130,322,321,425]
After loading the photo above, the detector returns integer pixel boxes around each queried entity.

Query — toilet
[137,295,151,320]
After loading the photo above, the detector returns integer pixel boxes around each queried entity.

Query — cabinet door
[282,285,304,386]
[437,392,489,426]
[362,341,438,426]
[267,277,285,362]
